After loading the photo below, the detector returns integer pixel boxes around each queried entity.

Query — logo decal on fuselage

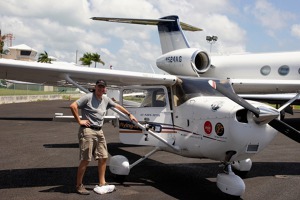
[204,121,212,135]
[215,122,224,136]
[211,101,224,111]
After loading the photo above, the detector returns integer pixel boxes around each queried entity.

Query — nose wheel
[217,152,246,197]
[217,163,245,197]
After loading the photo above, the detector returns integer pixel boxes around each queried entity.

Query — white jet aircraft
[91,15,300,107]
[0,16,300,198]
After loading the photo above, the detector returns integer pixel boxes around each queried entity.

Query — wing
[0,59,177,87]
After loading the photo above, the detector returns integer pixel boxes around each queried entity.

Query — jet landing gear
[216,152,246,197]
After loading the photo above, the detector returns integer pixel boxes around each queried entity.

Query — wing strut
[65,75,90,93]
[110,107,180,152]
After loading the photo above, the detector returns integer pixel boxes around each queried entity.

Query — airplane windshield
[176,77,224,103]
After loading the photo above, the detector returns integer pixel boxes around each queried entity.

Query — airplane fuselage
[156,50,300,94]
[171,96,277,161]
[118,78,278,163]
[205,52,300,94]
[208,52,300,80]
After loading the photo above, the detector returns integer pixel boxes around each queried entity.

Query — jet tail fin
[91,15,202,54]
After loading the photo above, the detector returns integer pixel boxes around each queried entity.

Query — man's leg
[98,158,107,185]
[77,160,89,187]
[94,158,116,195]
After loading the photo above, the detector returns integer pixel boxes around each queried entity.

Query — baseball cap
[95,79,107,87]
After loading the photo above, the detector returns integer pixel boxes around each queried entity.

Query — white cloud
[252,0,295,31]
[1,0,298,73]
[291,24,300,39]
[0,0,247,71]
[90,0,160,18]
[0,0,91,26]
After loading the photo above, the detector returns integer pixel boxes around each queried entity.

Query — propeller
[208,80,300,143]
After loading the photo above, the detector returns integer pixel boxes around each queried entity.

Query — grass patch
[0,88,78,96]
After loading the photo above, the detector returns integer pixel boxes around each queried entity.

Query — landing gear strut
[216,151,245,197]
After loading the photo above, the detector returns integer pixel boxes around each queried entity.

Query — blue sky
[1,0,300,73]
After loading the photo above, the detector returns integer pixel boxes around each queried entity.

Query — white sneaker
[93,184,115,194]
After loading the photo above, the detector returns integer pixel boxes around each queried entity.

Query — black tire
[232,169,249,179]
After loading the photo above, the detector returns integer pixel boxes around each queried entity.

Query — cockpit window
[174,77,224,105]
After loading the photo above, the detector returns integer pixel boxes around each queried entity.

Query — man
[70,79,138,195]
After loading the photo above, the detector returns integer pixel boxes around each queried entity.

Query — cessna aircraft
[91,16,300,106]
[0,16,300,197]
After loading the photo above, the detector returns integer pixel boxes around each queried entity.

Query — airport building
[1,44,37,61]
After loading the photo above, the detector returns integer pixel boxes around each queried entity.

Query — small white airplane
[91,15,300,106]
[0,16,300,198]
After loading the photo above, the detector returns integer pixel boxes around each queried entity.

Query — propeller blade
[208,80,260,116]
[269,118,300,143]
[278,93,300,112]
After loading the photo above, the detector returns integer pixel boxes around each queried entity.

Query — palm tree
[79,52,93,67]
[80,52,105,68]
[0,41,4,54]
[0,31,6,54]
[38,51,52,63]
[91,53,105,68]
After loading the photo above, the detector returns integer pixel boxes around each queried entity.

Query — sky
[1,0,300,73]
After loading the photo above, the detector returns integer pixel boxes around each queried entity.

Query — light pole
[75,50,78,64]
[206,35,218,53]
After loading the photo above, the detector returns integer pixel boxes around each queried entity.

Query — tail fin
[91,15,202,54]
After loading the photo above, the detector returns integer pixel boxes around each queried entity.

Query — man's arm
[70,101,91,127]
[114,104,138,123]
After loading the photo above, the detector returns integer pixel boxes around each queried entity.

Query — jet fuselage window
[260,65,271,76]
[278,65,289,76]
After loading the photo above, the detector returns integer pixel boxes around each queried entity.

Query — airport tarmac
[0,100,299,200]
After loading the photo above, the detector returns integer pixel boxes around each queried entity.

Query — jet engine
[156,48,211,76]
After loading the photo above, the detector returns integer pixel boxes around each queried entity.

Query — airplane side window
[123,88,167,108]
[278,65,289,76]
[298,68,300,74]
[122,89,145,108]
[152,88,166,107]
[260,65,271,76]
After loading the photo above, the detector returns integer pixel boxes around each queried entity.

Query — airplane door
[118,86,175,146]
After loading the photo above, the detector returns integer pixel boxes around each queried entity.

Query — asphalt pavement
[0,100,299,200]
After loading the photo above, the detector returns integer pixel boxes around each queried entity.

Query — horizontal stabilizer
[91,16,202,31]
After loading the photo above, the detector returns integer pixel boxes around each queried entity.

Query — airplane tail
[157,15,192,54]
[91,15,202,54]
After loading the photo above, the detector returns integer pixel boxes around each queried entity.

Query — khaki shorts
[78,127,108,161]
